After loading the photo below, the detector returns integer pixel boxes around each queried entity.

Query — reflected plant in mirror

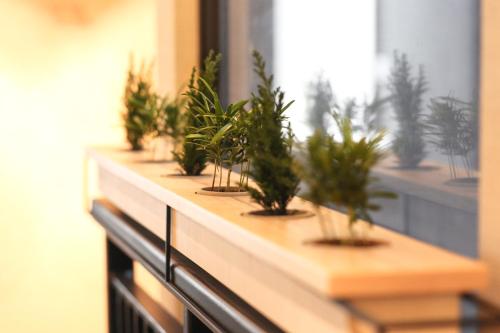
[243,50,300,215]
[173,51,221,175]
[362,87,390,137]
[296,116,396,246]
[306,74,335,133]
[426,96,478,183]
[122,57,155,151]
[388,51,427,169]
[305,75,389,138]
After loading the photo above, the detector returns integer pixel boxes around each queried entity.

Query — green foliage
[173,51,222,175]
[244,50,299,214]
[296,117,396,239]
[388,51,427,168]
[186,78,247,190]
[122,59,155,151]
[151,94,183,142]
[426,96,477,178]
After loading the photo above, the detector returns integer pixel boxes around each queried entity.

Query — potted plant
[187,78,248,195]
[295,116,396,246]
[388,51,427,169]
[149,93,183,161]
[122,59,155,151]
[173,51,221,176]
[426,95,478,184]
[243,51,303,216]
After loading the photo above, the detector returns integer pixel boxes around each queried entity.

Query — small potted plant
[173,51,221,176]
[122,59,155,151]
[187,78,248,195]
[426,95,478,185]
[295,116,396,246]
[388,51,428,169]
[242,51,303,216]
[149,93,183,161]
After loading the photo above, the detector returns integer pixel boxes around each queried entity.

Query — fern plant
[187,78,247,191]
[296,117,396,242]
[388,51,427,168]
[122,60,155,151]
[243,50,299,215]
[173,51,221,175]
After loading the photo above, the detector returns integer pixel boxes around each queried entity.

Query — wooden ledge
[86,146,488,299]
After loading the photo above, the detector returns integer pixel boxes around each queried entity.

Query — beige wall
[480,0,500,306]
[157,0,199,94]
[0,0,158,332]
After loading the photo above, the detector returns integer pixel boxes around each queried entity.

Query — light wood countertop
[87,146,488,299]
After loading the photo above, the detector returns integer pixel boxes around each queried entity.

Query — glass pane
[220,0,479,257]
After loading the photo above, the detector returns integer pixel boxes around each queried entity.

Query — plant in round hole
[243,50,299,215]
[122,59,155,151]
[186,78,248,191]
[388,51,427,168]
[295,116,396,242]
[425,95,477,180]
[173,51,221,175]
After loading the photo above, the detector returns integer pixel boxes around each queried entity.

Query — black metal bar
[337,294,500,332]
[336,300,385,333]
[165,205,172,282]
[110,273,182,333]
[114,291,123,333]
[92,199,284,333]
[184,309,213,333]
[199,0,220,63]
[107,237,133,333]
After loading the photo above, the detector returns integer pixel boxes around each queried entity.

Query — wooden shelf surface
[87,146,487,299]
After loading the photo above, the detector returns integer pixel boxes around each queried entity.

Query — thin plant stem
[347,208,356,242]
[211,162,217,191]
[446,154,453,179]
[238,162,245,190]
[219,160,223,190]
[451,153,457,179]
[315,206,329,239]
[245,160,251,187]
[227,168,232,191]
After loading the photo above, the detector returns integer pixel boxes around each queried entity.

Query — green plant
[152,95,183,141]
[173,51,221,175]
[388,51,427,168]
[295,117,396,241]
[187,78,247,191]
[243,50,299,215]
[122,59,155,151]
[426,96,477,179]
